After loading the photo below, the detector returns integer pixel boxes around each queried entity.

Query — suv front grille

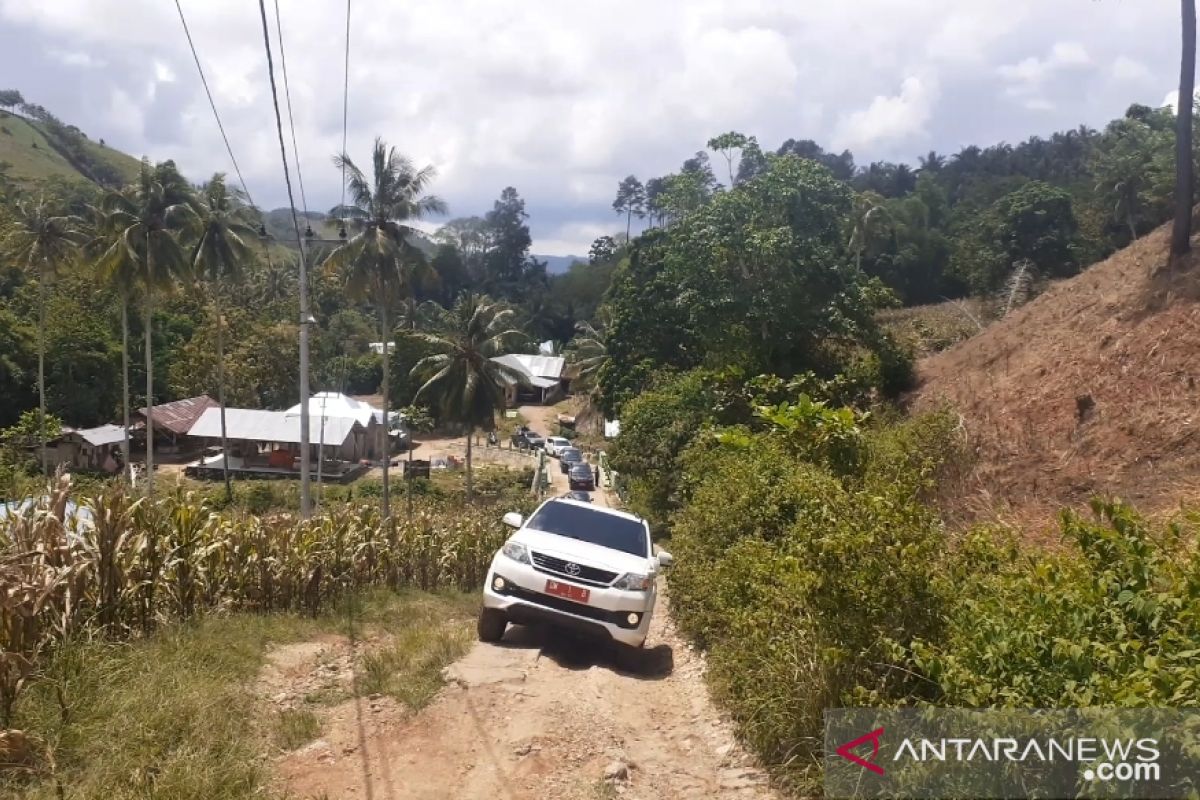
[530,551,617,587]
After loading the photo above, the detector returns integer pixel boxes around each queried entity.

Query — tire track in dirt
[269,403,777,799]
[271,587,776,799]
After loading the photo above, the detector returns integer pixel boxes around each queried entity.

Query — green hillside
[0,109,141,188]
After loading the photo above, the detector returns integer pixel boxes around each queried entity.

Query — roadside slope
[912,220,1200,528]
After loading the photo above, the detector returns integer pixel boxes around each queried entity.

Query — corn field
[0,474,509,727]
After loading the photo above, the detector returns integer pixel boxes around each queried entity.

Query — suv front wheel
[477,607,507,642]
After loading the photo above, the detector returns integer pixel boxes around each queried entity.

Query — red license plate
[545,579,590,604]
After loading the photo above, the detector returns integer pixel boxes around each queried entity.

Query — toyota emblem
[564,562,581,576]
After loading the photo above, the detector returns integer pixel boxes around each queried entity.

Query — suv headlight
[501,540,531,565]
[613,572,653,591]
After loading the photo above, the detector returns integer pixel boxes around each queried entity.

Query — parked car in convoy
[511,428,545,450]
[478,497,673,668]
[544,436,572,457]
[568,463,595,491]
[559,447,584,473]
[562,490,592,502]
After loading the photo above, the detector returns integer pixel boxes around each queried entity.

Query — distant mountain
[537,254,586,275]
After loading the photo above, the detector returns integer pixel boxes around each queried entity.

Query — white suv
[543,436,572,457]
[478,498,672,664]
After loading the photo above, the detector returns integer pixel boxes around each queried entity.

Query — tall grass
[0,474,512,728]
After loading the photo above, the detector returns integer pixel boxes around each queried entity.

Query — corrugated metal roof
[71,424,127,447]
[490,354,566,382]
[138,395,219,435]
[284,392,383,426]
[188,408,360,446]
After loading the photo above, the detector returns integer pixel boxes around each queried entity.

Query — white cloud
[49,48,103,68]
[1112,56,1153,83]
[834,76,938,151]
[998,41,1091,84]
[0,1,1184,253]
[997,41,1095,114]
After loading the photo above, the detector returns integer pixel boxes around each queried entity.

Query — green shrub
[910,501,1200,707]
[669,434,949,791]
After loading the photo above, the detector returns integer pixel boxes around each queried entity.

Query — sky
[0,1,1183,256]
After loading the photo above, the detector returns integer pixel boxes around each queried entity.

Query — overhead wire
[255,0,306,256]
[173,0,256,210]
[256,0,311,517]
[272,0,310,222]
[339,0,351,228]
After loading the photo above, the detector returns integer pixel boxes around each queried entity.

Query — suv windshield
[561,448,582,461]
[526,502,648,557]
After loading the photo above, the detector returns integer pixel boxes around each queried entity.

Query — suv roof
[546,496,642,524]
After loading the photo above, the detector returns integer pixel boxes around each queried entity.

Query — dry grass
[911,220,1200,536]
[1,590,476,799]
[876,298,992,359]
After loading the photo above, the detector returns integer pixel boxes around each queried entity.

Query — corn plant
[0,473,512,723]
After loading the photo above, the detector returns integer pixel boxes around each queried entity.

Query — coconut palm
[84,202,140,481]
[847,191,892,272]
[324,137,447,521]
[99,159,195,494]
[412,294,526,500]
[565,317,608,391]
[1,196,82,476]
[190,174,257,503]
[564,315,610,435]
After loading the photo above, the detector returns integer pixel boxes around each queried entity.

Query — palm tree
[85,202,140,481]
[565,315,609,434]
[847,191,891,272]
[412,294,525,500]
[566,317,608,391]
[100,159,195,494]
[323,137,447,521]
[1,196,82,476]
[1173,0,1197,257]
[190,174,257,503]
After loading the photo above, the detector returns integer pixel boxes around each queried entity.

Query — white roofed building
[284,392,390,459]
[490,354,567,406]
[50,424,127,473]
[185,407,372,481]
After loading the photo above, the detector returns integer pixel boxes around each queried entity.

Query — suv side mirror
[502,511,524,529]
[657,550,674,567]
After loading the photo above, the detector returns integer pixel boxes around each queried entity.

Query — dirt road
[270,403,777,799]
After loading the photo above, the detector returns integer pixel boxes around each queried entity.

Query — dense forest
[0,88,1188,437]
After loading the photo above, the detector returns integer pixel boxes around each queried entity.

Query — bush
[910,501,1200,706]
[666,411,1200,791]
[669,428,951,791]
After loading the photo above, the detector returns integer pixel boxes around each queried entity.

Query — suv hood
[513,527,654,575]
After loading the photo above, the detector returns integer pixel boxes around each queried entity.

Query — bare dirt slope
[912,221,1200,531]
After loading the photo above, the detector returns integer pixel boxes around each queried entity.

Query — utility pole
[298,244,312,519]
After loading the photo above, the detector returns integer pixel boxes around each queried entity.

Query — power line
[173,0,255,209]
[255,0,306,258]
[256,0,312,518]
[272,0,309,219]
[340,0,351,217]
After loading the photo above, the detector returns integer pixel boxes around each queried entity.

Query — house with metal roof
[134,394,218,453]
[184,407,370,482]
[49,424,127,473]
[284,392,390,460]
[490,354,567,405]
